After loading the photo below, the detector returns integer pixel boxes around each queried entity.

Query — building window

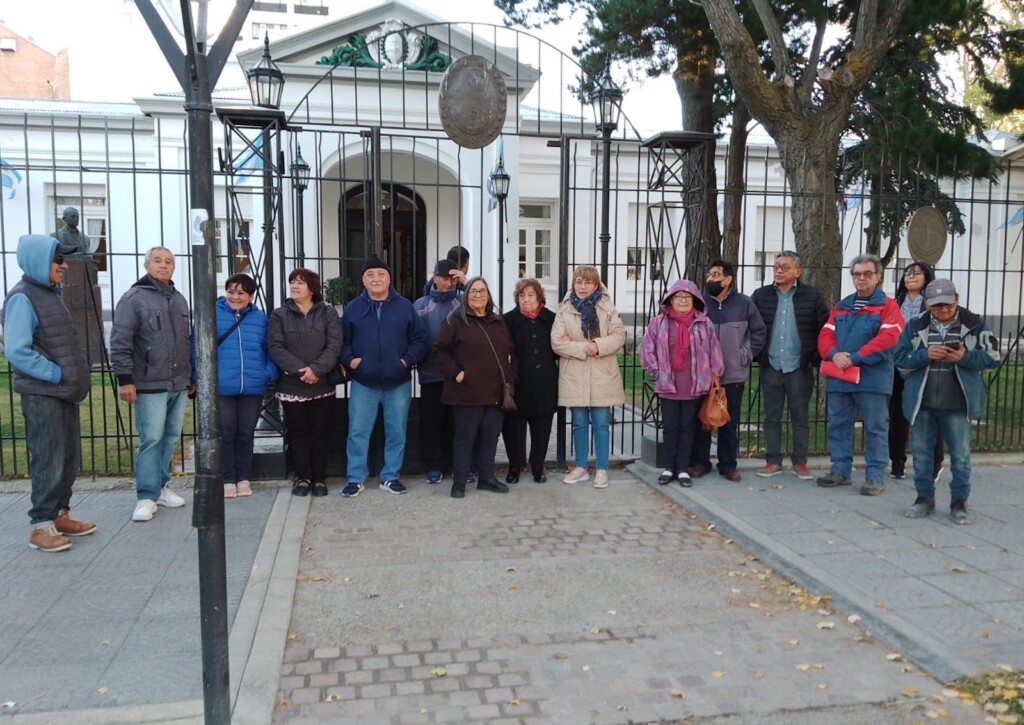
[251,22,289,39]
[253,2,287,12]
[517,203,554,283]
[626,247,663,282]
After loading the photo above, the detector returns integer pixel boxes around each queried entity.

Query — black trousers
[282,396,333,483]
[889,373,943,478]
[452,405,503,486]
[419,382,454,474]
[501,411,554,473]
[661,397,702,475]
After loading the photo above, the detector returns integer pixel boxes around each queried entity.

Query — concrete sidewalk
[632,455,1024,684]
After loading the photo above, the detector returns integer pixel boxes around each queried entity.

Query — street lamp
[133,1,255,722]
[291,145,310,266]
[589,62,623,285]
[490,157,511,309]
[248,33,284,109]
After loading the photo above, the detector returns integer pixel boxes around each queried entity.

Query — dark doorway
[339,183,427,301]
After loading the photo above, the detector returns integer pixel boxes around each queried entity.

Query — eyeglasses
[673,294,693,302]
[706,271,725,280]
[52,254,66,265]
[904,270,922,278]
[773,264,795,272]
[851,271,876,278]
[467,289,489,296]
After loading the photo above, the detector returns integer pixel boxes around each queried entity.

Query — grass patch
[953,667,1023,720]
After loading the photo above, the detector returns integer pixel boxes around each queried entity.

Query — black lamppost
[589,63,623,285]
[133,2,255,722]
[291,145,310,266]
[490,158,511,309]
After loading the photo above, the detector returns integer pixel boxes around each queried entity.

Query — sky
[0,0,681,133]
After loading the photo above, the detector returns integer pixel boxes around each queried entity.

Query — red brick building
[0,24,70,100]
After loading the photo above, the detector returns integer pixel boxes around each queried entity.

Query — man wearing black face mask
[689,259,766,482]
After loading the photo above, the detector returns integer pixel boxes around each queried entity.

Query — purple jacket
[640,279,725,397]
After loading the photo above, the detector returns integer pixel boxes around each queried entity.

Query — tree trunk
[722,102,751,265]
[778,133,844,307]
[673,61,722,283]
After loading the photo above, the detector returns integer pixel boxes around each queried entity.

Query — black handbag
[475,320,517,413]
[325,363,348,386]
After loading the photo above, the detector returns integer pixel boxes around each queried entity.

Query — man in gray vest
[1,235,93,552]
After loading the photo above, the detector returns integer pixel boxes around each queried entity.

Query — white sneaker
[563,467,590,484]
[157,486,186,508]
[132,499,158,522]
[593,470,609,488]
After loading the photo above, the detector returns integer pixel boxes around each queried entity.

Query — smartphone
[944,341,961,350]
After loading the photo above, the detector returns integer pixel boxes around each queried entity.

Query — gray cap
[924,278,958,306]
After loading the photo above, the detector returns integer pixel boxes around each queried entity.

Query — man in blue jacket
[690,259,766,482]
[2,235,93,552]
[413,258,463,484]
[341,255,429,497]
[895,279,999,524]
[817,254,904,496]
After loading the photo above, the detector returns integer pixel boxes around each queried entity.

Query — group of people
[5,230,1000,553]
[641,251,1000,526]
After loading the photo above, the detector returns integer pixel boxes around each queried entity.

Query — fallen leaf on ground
[506,567,516,572]
[278,699,292,707]
[712,671,723,678]
[97,687,108,695]
[286,632,299,641]
[817,621,835,630]
[508,698,521,706]
[101,639,112,646]
[397,603,404,608]
[324,694,341,702]
[902,688,919,698]
[951,566,967,573]
[795,664,811,672]
[508,583,519,590]
[432,667,448,677]
[671,689,685,698]
[886,653,906,662]
[553,652,569,660]
[787,639,800,646]
[817,684,827,690]
[617,703,628,711]
[848,615,861,624]
[748,602,760,609]
[877,554,886,560]
[942,689,960,698]
[590,627,604,634]
[607,610,617,615]
[753,672,764,679]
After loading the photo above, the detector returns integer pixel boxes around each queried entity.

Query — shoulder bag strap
[217,315,245,347]
[473,319,508,387]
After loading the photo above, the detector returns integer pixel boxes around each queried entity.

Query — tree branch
[750,0,792,80]
[799,11,828,108]
[854,0,878,46]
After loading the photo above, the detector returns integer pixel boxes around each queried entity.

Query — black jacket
[433,312,517,407]
[750,281,830,370]
[267,300,343,398]
[504,307,558,417]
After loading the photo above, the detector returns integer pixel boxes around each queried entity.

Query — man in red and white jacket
[816,254,904,496]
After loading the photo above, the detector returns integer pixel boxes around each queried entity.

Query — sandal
[292,479,311,497]
[311,481,329,497]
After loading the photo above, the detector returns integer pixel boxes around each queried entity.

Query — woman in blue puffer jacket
[216,273,278,499]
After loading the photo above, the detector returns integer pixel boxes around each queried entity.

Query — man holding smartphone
[894,279,1000,524]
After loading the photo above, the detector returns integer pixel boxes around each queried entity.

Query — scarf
[570,289,602,340]
[519,303,545,320]
[666,306,696,372]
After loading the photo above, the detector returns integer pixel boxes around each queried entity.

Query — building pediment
[234,0,540,95]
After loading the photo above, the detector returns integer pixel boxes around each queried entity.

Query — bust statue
[52,206,91,256]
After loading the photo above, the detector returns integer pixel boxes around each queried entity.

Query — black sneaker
[904,496,935,518]
[890,466,905,480]
[477,479,509,494]
[816,472,852,487]
[950,499,972,525]
[657,470,675,485]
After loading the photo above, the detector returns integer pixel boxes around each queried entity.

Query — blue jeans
[219,394,263,483]
[346,380,412,484]
[134,390,188,501]
[571,406,610,470]
[910,408,972,502]
[826,391,888,482]
[23,394,81,525]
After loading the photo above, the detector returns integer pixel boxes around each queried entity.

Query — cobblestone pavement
[275,471,984,724]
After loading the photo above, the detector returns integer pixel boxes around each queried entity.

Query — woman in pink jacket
[640,279,725,487]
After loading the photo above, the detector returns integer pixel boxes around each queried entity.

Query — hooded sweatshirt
[0,234,90,402]
[639,279,725,400]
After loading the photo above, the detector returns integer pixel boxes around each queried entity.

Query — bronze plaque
[438,55,507,149]
[907,206,948,265]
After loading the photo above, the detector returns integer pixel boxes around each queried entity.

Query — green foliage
[324,276,359,305]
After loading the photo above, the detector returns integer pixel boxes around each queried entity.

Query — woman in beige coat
[551,265,626,488]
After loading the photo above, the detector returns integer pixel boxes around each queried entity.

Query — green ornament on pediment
[317,19,450,72]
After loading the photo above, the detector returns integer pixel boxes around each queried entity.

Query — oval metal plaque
[907,206,948,265]
[438,55,507,149]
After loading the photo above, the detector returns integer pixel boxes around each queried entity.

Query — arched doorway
[340,182,427,301]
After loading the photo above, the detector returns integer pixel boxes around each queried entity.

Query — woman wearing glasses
[551,265,626,488]
[640,280,725,487]
[433,277,517,499]
[890,261,944,481]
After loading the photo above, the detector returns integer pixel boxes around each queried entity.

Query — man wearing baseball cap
[893,278,1000,524]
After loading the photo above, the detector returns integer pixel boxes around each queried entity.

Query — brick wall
[0,25,71,100]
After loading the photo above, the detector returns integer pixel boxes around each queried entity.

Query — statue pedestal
[60,257,103,368]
